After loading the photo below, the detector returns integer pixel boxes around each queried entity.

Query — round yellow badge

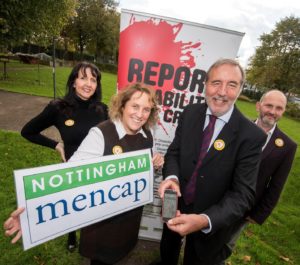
[214,139,225,151]
[112,145,123,154]
[65,119,75,126]
[275,138,284,147]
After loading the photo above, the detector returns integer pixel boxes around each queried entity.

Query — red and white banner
[117,9,244,240]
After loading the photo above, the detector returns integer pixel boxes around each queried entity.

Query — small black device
[162,189,178,222]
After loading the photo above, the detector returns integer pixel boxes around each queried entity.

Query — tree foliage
[246,16,300,94]
[63,0,120,62]
[0,0,77,47]
[1,0,120,64]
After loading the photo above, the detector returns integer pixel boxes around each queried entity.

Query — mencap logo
[15,150,153,250]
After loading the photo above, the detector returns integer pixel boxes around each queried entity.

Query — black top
[21,96,108,160]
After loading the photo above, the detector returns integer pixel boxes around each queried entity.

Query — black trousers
[160,224,225,265]
[160,223,183,265]
[90,260,108,265]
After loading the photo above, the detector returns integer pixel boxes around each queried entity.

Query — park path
[0,89,60,140]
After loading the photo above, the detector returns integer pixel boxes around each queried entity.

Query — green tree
[0,0,76,48]
[63,0,119,62]
[246,16,300,94]
[86,0,120,63]
[62,0,92,56]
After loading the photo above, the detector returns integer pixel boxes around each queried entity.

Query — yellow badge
[214,139,225,151]
[112,145,123,154]
[275,138,284,147]
[65,119,75,126]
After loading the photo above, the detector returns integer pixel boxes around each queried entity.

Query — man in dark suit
[154,58,267,265]
[225,89,297,255]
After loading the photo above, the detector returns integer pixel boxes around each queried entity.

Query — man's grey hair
[205,58,245,87]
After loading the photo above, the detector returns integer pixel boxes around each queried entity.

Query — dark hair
[55,62,104,115]
[65,61,102,103]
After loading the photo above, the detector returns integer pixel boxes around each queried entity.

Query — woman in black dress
[20,61,108,251]
[69,83,163,265]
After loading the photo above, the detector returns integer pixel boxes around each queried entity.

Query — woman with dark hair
[20,61,108,251]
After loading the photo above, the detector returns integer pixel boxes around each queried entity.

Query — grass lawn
[0,60,117,105]
[0,131,83,265]
[0,62,299,264]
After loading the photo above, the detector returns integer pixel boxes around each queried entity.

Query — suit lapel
[262,126,278,159]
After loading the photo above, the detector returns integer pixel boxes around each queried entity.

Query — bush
[242,89,264,101]
[285,102,300,120]
[96,63,118,74]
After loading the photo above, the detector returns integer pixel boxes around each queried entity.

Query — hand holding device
[162,189,178,222]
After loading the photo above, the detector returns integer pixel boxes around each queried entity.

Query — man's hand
[158,179,181,199]
[166,211,209,236]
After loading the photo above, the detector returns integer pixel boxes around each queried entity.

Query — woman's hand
[55,142,66,162]
[3,207,25,243]
[152,152,164,170]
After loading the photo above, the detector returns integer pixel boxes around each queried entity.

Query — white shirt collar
[255,119,276,136]
[206,105,234,123]
[255,119,276,150]
[113,119,148,139]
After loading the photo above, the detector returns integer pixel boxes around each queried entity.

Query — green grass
[0,60,117,105]
[0,131,82,265]
[0,63,299,264]
[226,101,300,265]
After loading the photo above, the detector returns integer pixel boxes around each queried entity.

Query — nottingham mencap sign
[14,149,153,250]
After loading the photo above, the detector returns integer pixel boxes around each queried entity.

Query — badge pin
[112,145,123,154]
[275,138,284,147]
[65,119,75,126]
[214,139,225,151]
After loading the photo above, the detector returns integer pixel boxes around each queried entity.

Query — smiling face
[256,90,287,131]
[121,91,152,135]
[205,63,242,116]
[74,67,97,100]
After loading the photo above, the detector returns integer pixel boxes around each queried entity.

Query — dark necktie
[184,114,217,205]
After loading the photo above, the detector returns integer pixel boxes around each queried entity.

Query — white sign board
[14,149,153,250]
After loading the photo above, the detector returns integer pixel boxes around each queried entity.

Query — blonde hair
[109,83,159,129]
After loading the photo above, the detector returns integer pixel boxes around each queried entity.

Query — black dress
[79,120,153,264]
[21,96,108,160]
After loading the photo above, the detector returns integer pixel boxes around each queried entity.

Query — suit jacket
[248,125,297,224]
[163,103,267,262]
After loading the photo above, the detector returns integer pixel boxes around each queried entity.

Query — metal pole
[52,37,56,99]
[37,61,40,85]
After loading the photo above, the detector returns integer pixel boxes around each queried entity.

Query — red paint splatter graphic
[118,16,201,93]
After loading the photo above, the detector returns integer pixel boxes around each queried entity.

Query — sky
[118,0,300,68]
